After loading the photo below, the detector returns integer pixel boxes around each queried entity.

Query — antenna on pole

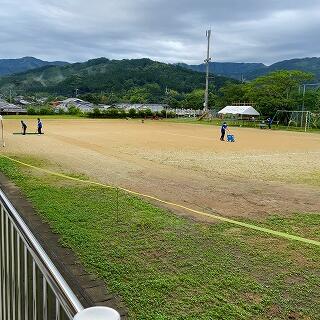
[204,29,212,114]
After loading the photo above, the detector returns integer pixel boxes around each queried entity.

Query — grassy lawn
[0,156,319,320]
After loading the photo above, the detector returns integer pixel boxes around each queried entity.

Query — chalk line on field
[1,154,320,247]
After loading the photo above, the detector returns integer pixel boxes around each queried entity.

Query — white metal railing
[0,188,120,320]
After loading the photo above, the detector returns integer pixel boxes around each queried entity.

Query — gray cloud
[0,0,319,64]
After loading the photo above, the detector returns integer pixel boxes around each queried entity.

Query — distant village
[0,96,203,117]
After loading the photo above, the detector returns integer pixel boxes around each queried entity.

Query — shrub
[39,107,54,115]
[128,108,137,118]
[68,105,81,115]
[58,108,65,115]
[137,110,146,118]
[27,107,37,115]
[92,108,101,116]
[108,108,119,118]
[145,108,153,117]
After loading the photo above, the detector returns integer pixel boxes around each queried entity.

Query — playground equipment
[272,110,320,132]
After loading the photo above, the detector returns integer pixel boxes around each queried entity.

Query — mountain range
[1,56,320,82]
[0,56,320,97]
[0,57,69,76]
[177,57,320,81]
[0,58,233,96]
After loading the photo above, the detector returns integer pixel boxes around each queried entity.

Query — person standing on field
[21,121,27,135]
[267,117,272,129]
[220,122,228,141]
[37,118,43,135]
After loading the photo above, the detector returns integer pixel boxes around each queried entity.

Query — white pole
[305,111,308,132]
[0,115,5,147]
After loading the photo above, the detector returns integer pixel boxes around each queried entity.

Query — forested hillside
[0,57,68,76]
[0,58,232,95]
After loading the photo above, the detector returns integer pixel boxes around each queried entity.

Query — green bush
[145,108,153,117]
[137,110,146,118]
[107,108,119,118]
[58,108,65,115]
[119,109,126,118]
[39,107,54,115]
[67,105,81,115]
[128,108,137,118]
[27,107,37,115]
[92,108,101,116]
[87,107,177,119]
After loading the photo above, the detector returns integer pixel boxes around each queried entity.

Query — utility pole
[165,86,169,118]
[204,29,212,114]
[301,84,306,127]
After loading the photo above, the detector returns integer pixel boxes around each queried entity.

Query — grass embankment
[0,156,319,320]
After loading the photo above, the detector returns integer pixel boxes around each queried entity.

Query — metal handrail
[0,188,120,319]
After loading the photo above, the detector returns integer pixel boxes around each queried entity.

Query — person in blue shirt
[266,117,272,129]
[37,118,43,135]
[220,122,228,141]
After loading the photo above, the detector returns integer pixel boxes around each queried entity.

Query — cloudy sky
[0,0,319,65]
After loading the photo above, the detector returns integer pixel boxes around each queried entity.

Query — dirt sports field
[2,118,320,220]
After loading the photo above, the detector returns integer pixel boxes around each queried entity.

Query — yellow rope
[1,154,319,247]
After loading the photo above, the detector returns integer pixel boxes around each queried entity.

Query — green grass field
[0,156,319,320]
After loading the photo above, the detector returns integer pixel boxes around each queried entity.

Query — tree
[128,108,137,118]
[182,89,216,110]
[68,105,81,115]
[182,89,204,109]
[27,107,36,115]
[124,87,150,103]
[218,82,247,107]
[164,89,181,109]
[245,70,314,115]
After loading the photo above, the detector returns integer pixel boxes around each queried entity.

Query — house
[173,109,202,117]
[15,98,31,106]
[54,98,94,113]
[114,103,168,113]
[0,100,27,114]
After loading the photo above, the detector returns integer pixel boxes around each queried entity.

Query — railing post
[73,307,120,320]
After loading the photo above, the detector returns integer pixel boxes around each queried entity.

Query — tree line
[77,70,320,116]
[8,68,320,118]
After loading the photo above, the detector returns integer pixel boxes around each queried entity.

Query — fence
[0,188,120,320]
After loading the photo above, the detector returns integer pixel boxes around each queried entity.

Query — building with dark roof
[0,100,27,114]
